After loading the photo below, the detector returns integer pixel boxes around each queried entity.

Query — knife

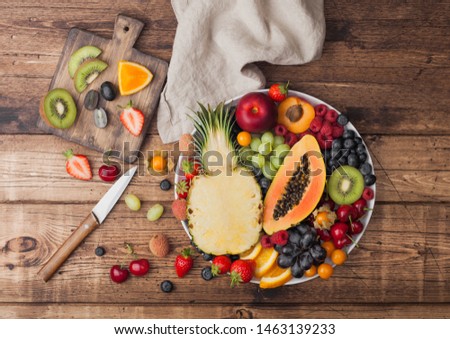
[37,166,138,282]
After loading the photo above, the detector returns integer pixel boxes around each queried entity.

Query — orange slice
[118,60,153,96]
[259,265,292,289]
[253,247,278,278]
[239,242,262,260]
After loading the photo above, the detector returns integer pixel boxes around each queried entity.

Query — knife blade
[37,166,138,282]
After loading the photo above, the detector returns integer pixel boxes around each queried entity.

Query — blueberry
[342,130,355,139]
[337,114,349,126]
[259,177,271,190]
[202,253,214,261]
[343,138,356,149]
[252,167,263,179]
[201,267,214,281]
[364,174,377,186]
[309,244,327,265]
[338,155,348,165]
[323,149,332,162]
[360,163,372,176]
[274,244,284,253]
[347,154,360,168]
[160,280,174,293]
[300,232,315,250]
[261,187,268,197]
[328,158,339,170]
[359,152,368,163]
[159,179,172,191]
[332,138,343,150]
[356,143,366,155]
[291,261,305,278]
[354,137,363,144]
[298,252,313,271]
[229,254,240,262]
[100,81,116,101]
[295,223,311,235]
[281,243,295,256]
[350,149,356,155]
[288,229,302,245]
[277,254,296,268]
[95,246,105,257]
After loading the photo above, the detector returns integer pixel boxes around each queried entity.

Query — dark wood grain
[0,0,449,319]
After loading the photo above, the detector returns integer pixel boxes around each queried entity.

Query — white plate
[175,89,376,285]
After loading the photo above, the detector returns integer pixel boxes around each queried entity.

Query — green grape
[261,131,274,147]
[262,162,277,180]
[274,144,291,159]
[125,194,141,211]
[258,141,272,156]
[273,135,285,147]
[147,204,164,221]
[239,147,254,162]
[251,153,265,169]
[270,155,283,169]
[250,138,261,152]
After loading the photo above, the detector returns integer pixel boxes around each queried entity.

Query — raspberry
[362,187,374,201]
[309,117,323,133]
[285,132,298,147]
[320,121,333,136]
[332,124,344,138]
[274,124,288,136]
[270,230,289,246]
[315,133,332,150]
[298,130,313,139]
[315,104,328,117]
[261,235,272,248]
[325,109,338,123]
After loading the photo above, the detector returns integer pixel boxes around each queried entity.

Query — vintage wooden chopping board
[37,15,168,163]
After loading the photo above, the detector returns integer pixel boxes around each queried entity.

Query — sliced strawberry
[120,101,144,136]
[63,149,92,181]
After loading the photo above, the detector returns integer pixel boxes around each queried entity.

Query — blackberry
[201,267,214,281]
[160,280,174,293]
[95,246,105,257]
[364,174,377,186]
[159,179,172,191]
[360,163,372,176]
[342,130,355,139]
[337,114,349,126]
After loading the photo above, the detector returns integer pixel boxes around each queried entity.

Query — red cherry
[330,222,349,241]
[336,205,358,222]
[349,220,364,235]
[363,187,375,201]
[129,259,150,276]
[334,236,352,249]
[352,198,367,218]
[322,199,335,211]
[110,265,129,283]
[98,164,120,182]
[317,228,332,241]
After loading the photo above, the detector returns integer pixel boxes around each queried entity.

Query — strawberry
[176,180,190,199]
[182,160,200,181]
[230,259,253,288]
[268,81,289,102]
[211,255,232,276]
[119,101,144,136]
[63,149,92,181]
[175,248,194,278]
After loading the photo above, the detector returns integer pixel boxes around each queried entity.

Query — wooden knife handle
[37,213,99,282]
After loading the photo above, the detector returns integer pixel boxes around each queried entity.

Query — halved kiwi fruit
[74,59,108,93]
[327,165,364,205]
[39,88,77,129]
[68,45,102,78]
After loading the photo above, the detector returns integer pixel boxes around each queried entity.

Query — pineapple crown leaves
[230,271,243,288]
[189,102,238,173]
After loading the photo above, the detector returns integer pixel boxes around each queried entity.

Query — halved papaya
[263,134,326,234]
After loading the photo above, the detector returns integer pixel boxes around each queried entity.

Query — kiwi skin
[74,58,108,93]
[39,88,77,129]
[327,165,364,205]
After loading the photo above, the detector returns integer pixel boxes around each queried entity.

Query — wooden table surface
[1,1,449,319]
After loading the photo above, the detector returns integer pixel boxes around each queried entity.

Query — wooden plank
[1,303,450,319]
[0,203,448,304]
[1,134,449,203]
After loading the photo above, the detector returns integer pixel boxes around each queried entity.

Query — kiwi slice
[39,88,77,129]
[74,59,108,93]
[68,45,102,78]
[327,165,364,205]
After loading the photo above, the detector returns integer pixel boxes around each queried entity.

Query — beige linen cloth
[157,0,325,144]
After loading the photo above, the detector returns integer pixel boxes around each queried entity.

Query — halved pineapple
[187,103,263,255]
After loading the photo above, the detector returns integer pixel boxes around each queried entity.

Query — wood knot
[5,236,37,253]
[235,308,253,319]
[6,264,14,270]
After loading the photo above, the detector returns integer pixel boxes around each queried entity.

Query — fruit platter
[173,84,376,289]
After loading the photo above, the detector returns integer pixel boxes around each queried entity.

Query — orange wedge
[253,247,278,278]
[239,242,263,260]
[259,266,292,289]
[118,60,153,96]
